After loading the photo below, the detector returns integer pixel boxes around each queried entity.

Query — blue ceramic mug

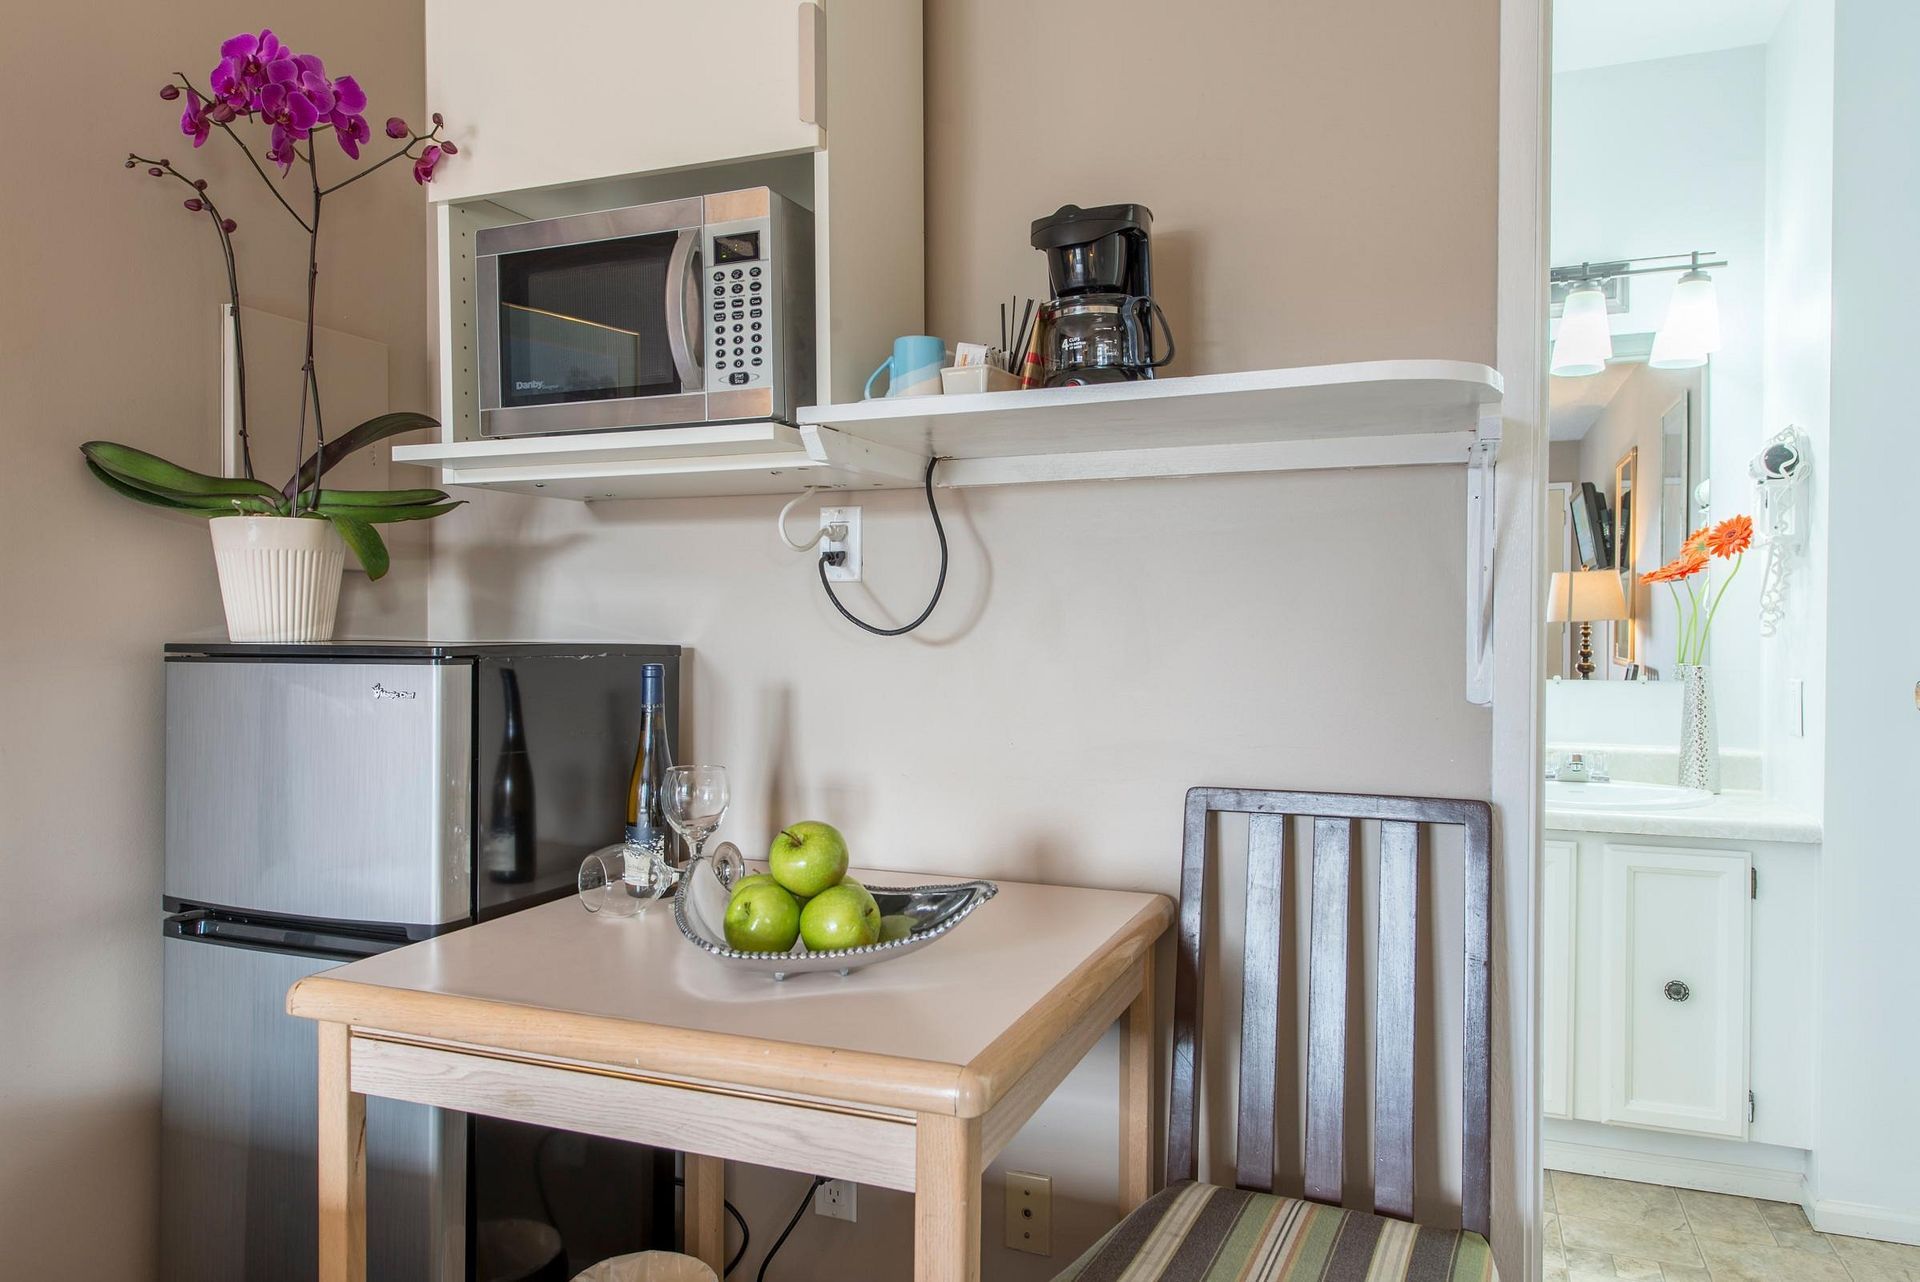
[864,335,947,399]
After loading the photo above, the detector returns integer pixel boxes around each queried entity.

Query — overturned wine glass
[576,841,672,918]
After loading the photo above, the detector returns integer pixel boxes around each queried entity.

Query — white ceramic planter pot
[208,515,345,643]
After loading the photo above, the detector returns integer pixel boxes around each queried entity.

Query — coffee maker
[1029,202,1175,385]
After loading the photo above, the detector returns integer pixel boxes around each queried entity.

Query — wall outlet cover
[815,1178,856,1222]
[821,506,861,582]
[1004,1171,1052,1255]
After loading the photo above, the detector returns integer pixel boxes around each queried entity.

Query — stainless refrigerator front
[160,643,681,1282]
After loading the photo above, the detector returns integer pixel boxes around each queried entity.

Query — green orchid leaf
[282,412,439,501]
[85,461,230,514]
[81,441,282,500]
[325,513,391,580]
[313,487,450,508]
[314,500,464,525]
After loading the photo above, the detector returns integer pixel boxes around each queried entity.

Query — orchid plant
[1640,514,1754,667]
[80,29,462,580]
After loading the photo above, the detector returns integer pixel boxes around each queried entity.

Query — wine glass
[577,842,666,918]
[663,765,737,882]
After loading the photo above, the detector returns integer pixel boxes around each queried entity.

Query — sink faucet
[1547,751,1610,783]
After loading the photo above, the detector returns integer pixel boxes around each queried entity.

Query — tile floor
[1543,1171,1920,1282]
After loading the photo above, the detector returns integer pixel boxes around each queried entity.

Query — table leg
[317,1022,366,1282]
[1119,950,1156,1214]
[684,1153,727,1273]
[914,1113,981,1282]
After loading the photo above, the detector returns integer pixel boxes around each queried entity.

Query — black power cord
[663,1171,750,1277]
[755,1176,828,1282]
[817,457,948,636]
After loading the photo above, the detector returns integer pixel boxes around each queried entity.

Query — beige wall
[431,0,1503,1274]
[0,5,432,1276]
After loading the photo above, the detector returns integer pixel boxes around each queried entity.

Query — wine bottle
[624,663,673,879]
[485,667,536,884]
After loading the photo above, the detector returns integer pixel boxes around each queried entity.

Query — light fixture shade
[1546,569,1629,623]
[1551,283,1613,377]
[1650,269,1721,369]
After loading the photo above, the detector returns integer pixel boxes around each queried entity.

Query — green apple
[724,880,801,953]
[768,821,850,898]
[799,881,882,951]
[730,871,779,893]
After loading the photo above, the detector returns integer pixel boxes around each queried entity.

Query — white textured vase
[1677,663,1721,794]
[209,516,344,643]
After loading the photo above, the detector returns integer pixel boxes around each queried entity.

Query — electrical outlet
[821,506,861,582]
[1004,1171,1051,1255]
[815,1178,857,1222]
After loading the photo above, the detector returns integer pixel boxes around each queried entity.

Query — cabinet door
[1600,844,1750,1137]
[426,0,824,203]
[1542,840,1577,1120]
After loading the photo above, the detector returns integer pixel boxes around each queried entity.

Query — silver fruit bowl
[672,851,997,980]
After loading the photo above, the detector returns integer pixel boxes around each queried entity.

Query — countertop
[1545,789,1822,844]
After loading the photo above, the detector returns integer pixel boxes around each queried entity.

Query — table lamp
[1547,569,1628,679]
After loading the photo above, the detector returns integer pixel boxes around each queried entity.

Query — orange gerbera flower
[1706,514,1754,558]
[1683,525,1713,557]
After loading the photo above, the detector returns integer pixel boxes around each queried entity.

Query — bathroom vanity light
[1548,251,1726,377]
[1551,281,1614,377]
[1649,265,1722,368]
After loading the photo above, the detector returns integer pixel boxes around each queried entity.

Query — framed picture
[1612,446,1638,665]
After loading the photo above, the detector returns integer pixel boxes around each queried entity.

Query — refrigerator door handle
[164,909,393,960]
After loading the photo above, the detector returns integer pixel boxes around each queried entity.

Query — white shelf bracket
[1464,411,1503,707]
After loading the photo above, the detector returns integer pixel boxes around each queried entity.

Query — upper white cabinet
[1599,844,1751,1139]
[426,0,823,204]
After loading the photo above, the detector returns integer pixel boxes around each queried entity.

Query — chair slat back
[1166,788,1493,1238]
[1233,813,1287,1192]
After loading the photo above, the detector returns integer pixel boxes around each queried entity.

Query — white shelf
[397,359,1504,499]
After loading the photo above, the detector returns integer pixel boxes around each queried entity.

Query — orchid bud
[384,116,408,139]
[210,102,237,123]
[194,179,208,190]
[124,158,137,168]
[221,218,237,233]
[431,111,443,127]
[441,140,458,155]
[159,84,181,100]
[184,198,204,211]
[148,167,163,176]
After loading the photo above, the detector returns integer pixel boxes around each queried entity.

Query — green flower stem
[1693,552,1744,666]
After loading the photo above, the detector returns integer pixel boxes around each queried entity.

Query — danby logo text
[370,684,417,701]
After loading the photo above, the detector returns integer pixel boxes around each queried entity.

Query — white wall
[1759,0,1833,814]
[1551,48,1768,751]
[429,0,1517,1275]
[1813,0,1920,1245]
[0,7,433,1277]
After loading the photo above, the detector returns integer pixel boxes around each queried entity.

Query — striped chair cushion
[1055,1182,1497,1282]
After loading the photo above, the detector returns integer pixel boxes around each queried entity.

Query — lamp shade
[1546,569,1629,623]
[1551,283,1614,377]
[1649,269,1721,369]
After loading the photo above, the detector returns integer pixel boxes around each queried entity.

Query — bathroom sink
[1545,780,1714,811]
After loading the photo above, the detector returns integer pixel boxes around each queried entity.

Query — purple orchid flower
[179,89,211,147]
[411,144,443,185]
[333,111,371,158]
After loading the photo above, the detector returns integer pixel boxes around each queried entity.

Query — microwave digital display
[713,232,760,264]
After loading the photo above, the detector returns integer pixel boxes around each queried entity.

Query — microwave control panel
[703,215,775,394]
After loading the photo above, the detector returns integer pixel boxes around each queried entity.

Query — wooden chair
[1056,787,1495,1282]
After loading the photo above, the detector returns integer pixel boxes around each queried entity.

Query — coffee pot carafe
[1030,202,1175,384]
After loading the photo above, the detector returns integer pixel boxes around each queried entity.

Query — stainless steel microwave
[475,187,814,437]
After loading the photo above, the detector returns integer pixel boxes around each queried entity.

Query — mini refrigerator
[159,642,682,1282]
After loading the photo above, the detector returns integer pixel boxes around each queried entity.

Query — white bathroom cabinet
[1544,831,1815,1150]
[1599,844,1751,1138]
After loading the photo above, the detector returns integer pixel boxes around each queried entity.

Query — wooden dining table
[286,869,1172,1281]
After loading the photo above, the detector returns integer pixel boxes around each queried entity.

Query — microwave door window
[497,235,680,407]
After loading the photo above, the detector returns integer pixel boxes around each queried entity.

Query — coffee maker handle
[1135,297,1177,371]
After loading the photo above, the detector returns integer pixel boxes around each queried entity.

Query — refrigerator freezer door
[165,660,472,929]
[160,935,461,1282]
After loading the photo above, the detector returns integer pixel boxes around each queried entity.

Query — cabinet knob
[1664,980,1691,1002]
